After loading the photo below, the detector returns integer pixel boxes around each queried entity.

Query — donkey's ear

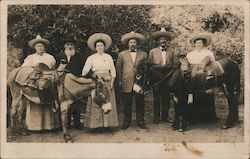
[177,52,187,58]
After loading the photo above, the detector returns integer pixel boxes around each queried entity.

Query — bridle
[140,57,190,91]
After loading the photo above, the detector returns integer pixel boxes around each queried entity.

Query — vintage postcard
[1,0,249,158]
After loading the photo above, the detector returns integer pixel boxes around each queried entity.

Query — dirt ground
[7,90,244,143]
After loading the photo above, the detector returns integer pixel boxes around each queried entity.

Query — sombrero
[189,33,211,46]
[87,33,112,51]
[151,27,174,40]
[121,31,145,45]
[28,35,50,48]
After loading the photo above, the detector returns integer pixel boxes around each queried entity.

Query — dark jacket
[55,51,86,76]
[148,47,178,65]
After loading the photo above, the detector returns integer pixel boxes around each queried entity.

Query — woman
[82,33,119,129]
[186,33,218,123]
[22,35,61,131]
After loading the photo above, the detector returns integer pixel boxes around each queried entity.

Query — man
[148,27,176,124]
[55,34,86,130]
[116,31,148,129]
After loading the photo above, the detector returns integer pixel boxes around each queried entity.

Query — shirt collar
[36,52,45,56]
[160,46,167,51]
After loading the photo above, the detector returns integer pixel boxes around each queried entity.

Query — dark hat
[62,34,76,45]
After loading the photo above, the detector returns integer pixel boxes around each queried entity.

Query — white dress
[82,53,119,128]
[22,52,56,69]
[186,48,215,65]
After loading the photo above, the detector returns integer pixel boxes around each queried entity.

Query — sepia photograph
[1,0,249,158]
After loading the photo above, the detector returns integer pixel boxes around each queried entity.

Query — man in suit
[116,31,148,129]
[55,34,87,129]
[148,27,176,124]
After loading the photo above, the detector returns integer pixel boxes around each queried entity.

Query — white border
[1,0,249,158]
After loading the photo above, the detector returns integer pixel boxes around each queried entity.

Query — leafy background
[7,5,244,77]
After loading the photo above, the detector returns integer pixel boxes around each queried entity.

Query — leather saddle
[15,63,50,90]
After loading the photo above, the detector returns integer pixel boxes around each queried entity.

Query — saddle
[15,63,50,90]
[188,57,224,94]
[15,63,55,105]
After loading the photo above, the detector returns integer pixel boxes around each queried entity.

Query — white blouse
[22,52,56,69]
[186,48,215,65]
[82,53,116,78]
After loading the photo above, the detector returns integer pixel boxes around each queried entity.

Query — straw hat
[28,35,50,48]
[189,33,212,46]
[87,33,112,51]
[120,31,145,45]
[151,27,174,40]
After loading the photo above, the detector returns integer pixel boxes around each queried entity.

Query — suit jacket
[148,47,177,65]
[116,49,148,93]
[55,51,86,76]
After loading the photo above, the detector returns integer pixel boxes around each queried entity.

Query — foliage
[8,5,153,58]
[7,5,244,74]
[151,5,244,64]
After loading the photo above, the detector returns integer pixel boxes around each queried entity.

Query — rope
[62,85,88,104]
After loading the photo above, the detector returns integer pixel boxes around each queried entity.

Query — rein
[150,65,179,87]
[62,84,88,104]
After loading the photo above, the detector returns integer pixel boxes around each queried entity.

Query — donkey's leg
[60,101,73,142]
[10,94,23,135]
[222,82,239,129]
[17,98,29,135]
[172,95,179,130]
[177,94,188,132]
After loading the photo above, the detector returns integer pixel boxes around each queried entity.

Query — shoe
[162,117,173,123]
[122,123,130,130]
[138,123,147,129]
[222,124,231,129]
[75,124,84,130]
[153,119,160,124]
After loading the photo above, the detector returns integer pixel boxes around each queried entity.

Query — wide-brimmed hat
[121,31,145,45]
[28,35,50,48]
[151,27,174,40]
[189,33,211,46]
[87,33,112,51]
[62,34,76,45]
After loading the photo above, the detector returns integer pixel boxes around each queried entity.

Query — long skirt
[191,92,217,123]
[85,73,119,129]
[25,100,61,131]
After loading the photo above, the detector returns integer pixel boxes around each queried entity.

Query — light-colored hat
[190,33,211,46]
[87,33,112,51]
[121,31,145,45]
[28,35,50,48]
[151,27,174,40]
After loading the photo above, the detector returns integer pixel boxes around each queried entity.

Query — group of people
[18,27,218,133]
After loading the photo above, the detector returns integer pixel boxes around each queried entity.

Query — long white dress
[82,53,119,128]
